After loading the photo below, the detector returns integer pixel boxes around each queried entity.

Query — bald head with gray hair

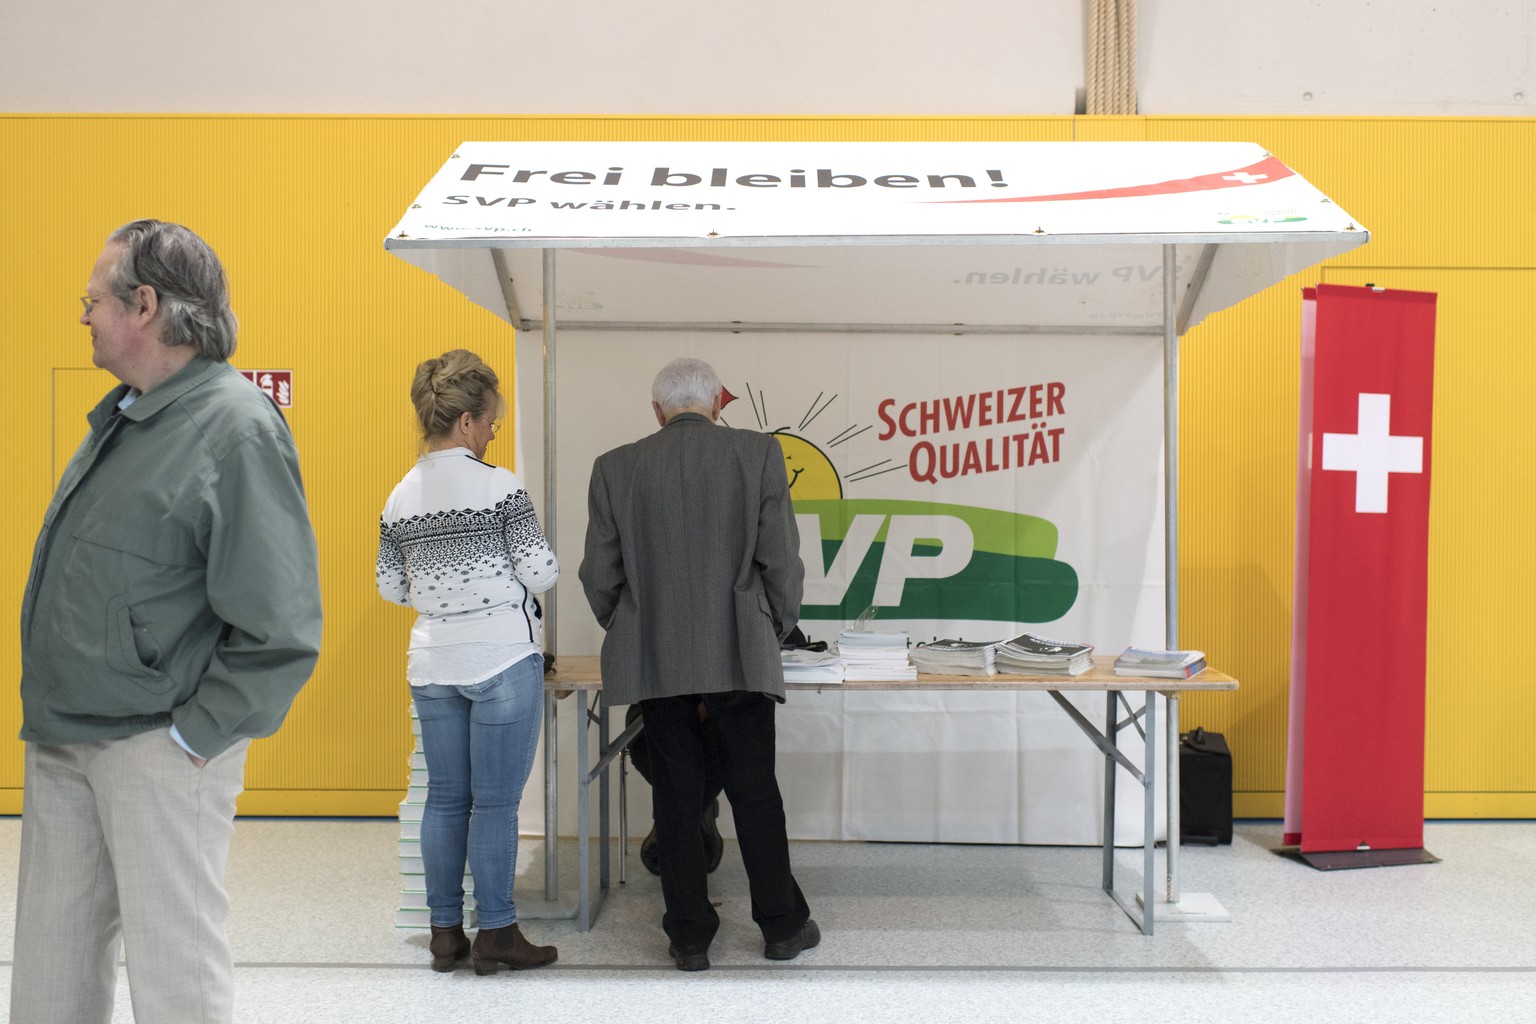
[106,219,238,361]
[651,357,722,419]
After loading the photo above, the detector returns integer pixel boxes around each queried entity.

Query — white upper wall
[1,0,1529,116]
[1141,1,1533,115]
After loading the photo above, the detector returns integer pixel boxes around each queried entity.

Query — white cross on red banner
[1321,392,1424,514]
[1285,284,1437,854]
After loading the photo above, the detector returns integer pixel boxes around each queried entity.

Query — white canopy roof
[385,141,1367,336]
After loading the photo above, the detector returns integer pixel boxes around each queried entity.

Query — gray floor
[0,818,1531,1023]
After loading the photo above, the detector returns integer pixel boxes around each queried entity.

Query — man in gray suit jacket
[579,357,817,972]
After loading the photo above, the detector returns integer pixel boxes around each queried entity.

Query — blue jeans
[411,655,543,930]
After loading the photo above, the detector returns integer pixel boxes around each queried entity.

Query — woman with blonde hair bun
[376,349,559,974]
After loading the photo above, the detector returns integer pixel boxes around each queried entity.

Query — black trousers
[638,691,810,951]
[624,704,724,801]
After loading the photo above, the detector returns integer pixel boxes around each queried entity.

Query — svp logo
[724,384,1079,623]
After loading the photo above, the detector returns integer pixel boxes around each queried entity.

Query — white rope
[1087,0,1137,115]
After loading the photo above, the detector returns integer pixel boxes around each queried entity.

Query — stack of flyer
[397,705,476,930]
[836,628,917,680]
[994,632,1095,676]
[910,638,998,676]
[781,649,845,683]
[1113,647,1208,678]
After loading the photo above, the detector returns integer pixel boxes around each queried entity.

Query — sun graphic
[717,382,900,499]
[772,430,843,500]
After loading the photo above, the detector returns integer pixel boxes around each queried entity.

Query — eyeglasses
[489,420,502,436]
[80,294,109,316]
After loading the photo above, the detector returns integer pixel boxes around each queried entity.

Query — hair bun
[409,349,502,445]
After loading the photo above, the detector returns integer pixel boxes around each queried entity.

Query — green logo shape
[793,498,1078,623]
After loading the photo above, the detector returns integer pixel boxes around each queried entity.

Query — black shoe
[668,945,711,972]
[642,802,723,876]
[763,919,820,961]
[471,923,558,974]
[701,799,724,874]
[640,827,661,876]
[428,923,470,972]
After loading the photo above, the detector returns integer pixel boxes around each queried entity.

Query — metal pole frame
[532,241,1215,916]
[1161,243,1185,911]
[541,249,561,901]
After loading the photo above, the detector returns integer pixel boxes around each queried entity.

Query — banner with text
[392,141,1360,245]
[551,331,1168,844]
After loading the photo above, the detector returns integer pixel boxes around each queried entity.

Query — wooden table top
[543,654,1237,695]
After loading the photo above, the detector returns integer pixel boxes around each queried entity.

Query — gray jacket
[19,357,322,757]
[579,412,803,707]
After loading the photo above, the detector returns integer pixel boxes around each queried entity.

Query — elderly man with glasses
[12,220,322,1024]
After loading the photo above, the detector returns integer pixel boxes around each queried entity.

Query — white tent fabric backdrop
[543,328,1164,843]
[386,141,1367,844]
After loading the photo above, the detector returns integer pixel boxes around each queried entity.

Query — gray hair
[651,357,722,414]
[106,220,238,361]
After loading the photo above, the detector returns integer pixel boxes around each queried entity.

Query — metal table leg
[576,693,592,930]
[1101,691,1117,896]
[618,748,629,887]
[573,697,646,932]
[544,690,558,900]
[1049,689,1153,934]
[1142,689,1157,935]
[1168,692,1181,904]
[599,695,611,899]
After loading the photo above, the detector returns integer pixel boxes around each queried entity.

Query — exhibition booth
[384,142,1366,927]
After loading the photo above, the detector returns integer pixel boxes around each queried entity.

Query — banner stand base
[1135,891,1232,922]
[1298,847,1440,871]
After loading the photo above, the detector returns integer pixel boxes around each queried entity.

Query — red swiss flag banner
[1285,284,1436,854]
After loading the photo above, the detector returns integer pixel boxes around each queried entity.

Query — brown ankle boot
[472,923,558,974]
[429,923,471,972]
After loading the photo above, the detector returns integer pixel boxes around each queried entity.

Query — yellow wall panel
[2,114,1531,819]
[1323,267,1536,801]
[1146,117,1536,270]
[1176,277,1310,802]
[1070,117,1148,141]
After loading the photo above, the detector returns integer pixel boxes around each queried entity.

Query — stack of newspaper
[910,638,998,676]
[780,649,845,683]
[1112,647,1207,678]
[994,632,1095,676]
[836,628,917,680]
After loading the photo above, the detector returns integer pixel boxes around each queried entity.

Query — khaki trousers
[10,729,249,1024]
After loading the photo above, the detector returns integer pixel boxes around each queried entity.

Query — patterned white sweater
[377,448,558,681]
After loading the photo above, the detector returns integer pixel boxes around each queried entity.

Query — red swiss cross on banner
[1284,284,1437,859]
